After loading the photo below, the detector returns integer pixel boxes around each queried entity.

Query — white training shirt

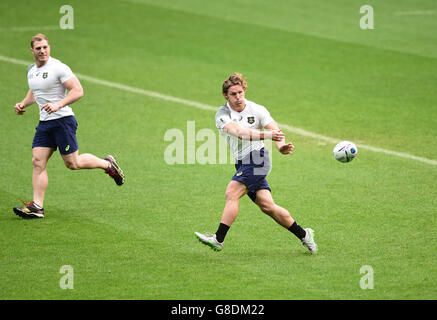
[27,57,75,121]
[215,99,274,160]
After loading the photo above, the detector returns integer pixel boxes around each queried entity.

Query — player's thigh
[32,147,55,167]
[255,189,276,211]
[61,150,79,170]
[225,180,248,200]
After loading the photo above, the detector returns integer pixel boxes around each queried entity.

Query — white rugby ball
[333,141,358,163]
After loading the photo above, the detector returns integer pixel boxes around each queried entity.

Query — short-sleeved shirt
[27,57,75,121]
[215,99,274,160]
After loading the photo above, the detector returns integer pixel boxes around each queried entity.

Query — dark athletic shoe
[104,155,125,186]
[13,201,44,219]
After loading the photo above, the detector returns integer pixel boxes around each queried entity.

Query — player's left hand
[279,142,294,155]
[41,103,61,114]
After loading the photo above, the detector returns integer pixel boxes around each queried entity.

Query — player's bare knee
[225,190,241,202]
[32,156,46,170]
[64,160,79,170]
[31,156,39,168]
[257,200,276,215]
[260,204,275,215]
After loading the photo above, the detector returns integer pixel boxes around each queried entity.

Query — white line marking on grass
[279,123,437,166]
[77,74,217,112]
[1,54,436,166]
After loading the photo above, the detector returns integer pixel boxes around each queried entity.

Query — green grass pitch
[0,0,436,300]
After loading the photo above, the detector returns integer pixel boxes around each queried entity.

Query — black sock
[215,223,230,243]
[288,221,306,240]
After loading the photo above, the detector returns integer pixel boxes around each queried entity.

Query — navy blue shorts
[232,148,271,202]
[32,116,78,155]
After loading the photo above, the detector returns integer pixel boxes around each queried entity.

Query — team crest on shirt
[42,72,48,79]
[247,116,255,124]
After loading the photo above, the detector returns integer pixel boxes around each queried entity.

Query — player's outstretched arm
[41,76,84,114]
[223,122,285,141]
[14,89,35,115]
[264,121,294,155]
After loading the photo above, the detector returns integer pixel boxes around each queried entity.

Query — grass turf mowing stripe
[2,54,436,167]
[0,25,60,32]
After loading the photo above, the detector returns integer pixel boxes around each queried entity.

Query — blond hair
[31,34,49,48]
[222,73,247,95]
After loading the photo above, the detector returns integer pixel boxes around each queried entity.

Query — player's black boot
[104,155,125,186]
[13,201,45,219]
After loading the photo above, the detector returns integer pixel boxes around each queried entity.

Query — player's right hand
[14,103,26,115]
[279,142,294,155]
[270,129,285,141]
